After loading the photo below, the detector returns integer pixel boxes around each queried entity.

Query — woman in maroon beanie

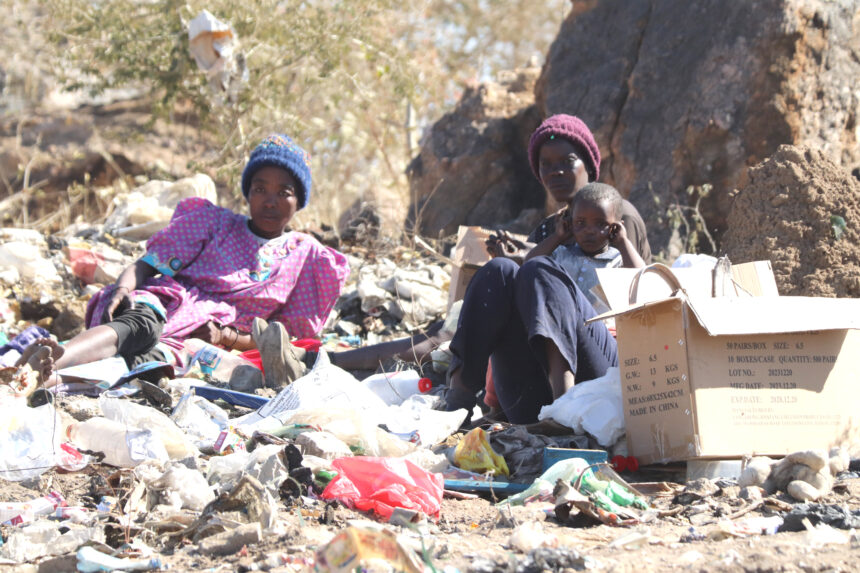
[441,114,652,424]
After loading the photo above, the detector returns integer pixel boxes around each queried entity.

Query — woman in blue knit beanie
[17,134,350,391]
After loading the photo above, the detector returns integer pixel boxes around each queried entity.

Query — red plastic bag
[321,457,444,520]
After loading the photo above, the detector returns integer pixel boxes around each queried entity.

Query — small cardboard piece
[593,264,860,465]
[447,226,528,309]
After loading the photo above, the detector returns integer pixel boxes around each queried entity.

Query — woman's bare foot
[0,346,53,397]
[15,337,64,368]
[27,346,55,387]
[15,339,62,388]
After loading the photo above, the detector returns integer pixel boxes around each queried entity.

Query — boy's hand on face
[605,222,628,248]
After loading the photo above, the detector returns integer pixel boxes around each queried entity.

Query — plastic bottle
[66,417,168,468]
[76,546,162,572]
[99,395,198,460]
[183,338,254,382]
[577,468,648,509]
[360,370,433,406]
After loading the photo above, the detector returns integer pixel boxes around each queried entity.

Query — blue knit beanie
[241,134,312,209]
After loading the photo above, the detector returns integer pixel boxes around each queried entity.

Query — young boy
[525,182,645,311]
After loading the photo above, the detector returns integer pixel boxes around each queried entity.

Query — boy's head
[570,183,623,255]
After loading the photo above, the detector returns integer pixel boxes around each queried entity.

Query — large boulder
[537,0,860,256]
[722,145,860,298]
[406,69,544,238]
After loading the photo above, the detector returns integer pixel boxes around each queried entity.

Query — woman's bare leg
[17,326,120,386]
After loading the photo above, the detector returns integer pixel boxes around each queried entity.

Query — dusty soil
[4,457,859,572]
[722,145,860,298]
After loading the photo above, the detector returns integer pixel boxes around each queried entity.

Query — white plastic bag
[170,391,228,449]
[381,394,468,447]
[145,463,215,511]
[286,408,414,458]
[240,350,388,428]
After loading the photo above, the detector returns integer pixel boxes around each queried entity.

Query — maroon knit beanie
[528,114,600,182]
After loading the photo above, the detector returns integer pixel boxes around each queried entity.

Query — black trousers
[106,304,167,368]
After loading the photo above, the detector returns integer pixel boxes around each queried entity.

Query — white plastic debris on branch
[188,10,246,99]
[538,366,625,447]
[136,461,216,511]
[355,259,451,323]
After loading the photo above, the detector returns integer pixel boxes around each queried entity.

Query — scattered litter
[508,521,557,552]
[76,545,162,572]
[315,524,425,573]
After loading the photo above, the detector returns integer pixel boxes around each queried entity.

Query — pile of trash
[1,175,859,571]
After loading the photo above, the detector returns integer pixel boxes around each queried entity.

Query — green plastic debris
[831,214,847,240]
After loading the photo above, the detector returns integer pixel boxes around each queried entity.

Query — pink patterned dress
[85,197,349,356]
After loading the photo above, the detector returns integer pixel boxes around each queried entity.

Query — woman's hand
[485,229,530,262]
[102,286,134,323]
[188,321,224,346]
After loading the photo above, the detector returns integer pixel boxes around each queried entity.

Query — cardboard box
[446,226,528,309]
[594,267,860,465]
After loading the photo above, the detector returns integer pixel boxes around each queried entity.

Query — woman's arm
[103,259,159,322]
[114,259,158,291]
[186,322,255,352]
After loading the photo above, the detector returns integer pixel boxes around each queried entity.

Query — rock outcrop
[406,69,544,238]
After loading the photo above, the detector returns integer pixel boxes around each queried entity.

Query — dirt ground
[722,145,860,298]
[3,456,859,572]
